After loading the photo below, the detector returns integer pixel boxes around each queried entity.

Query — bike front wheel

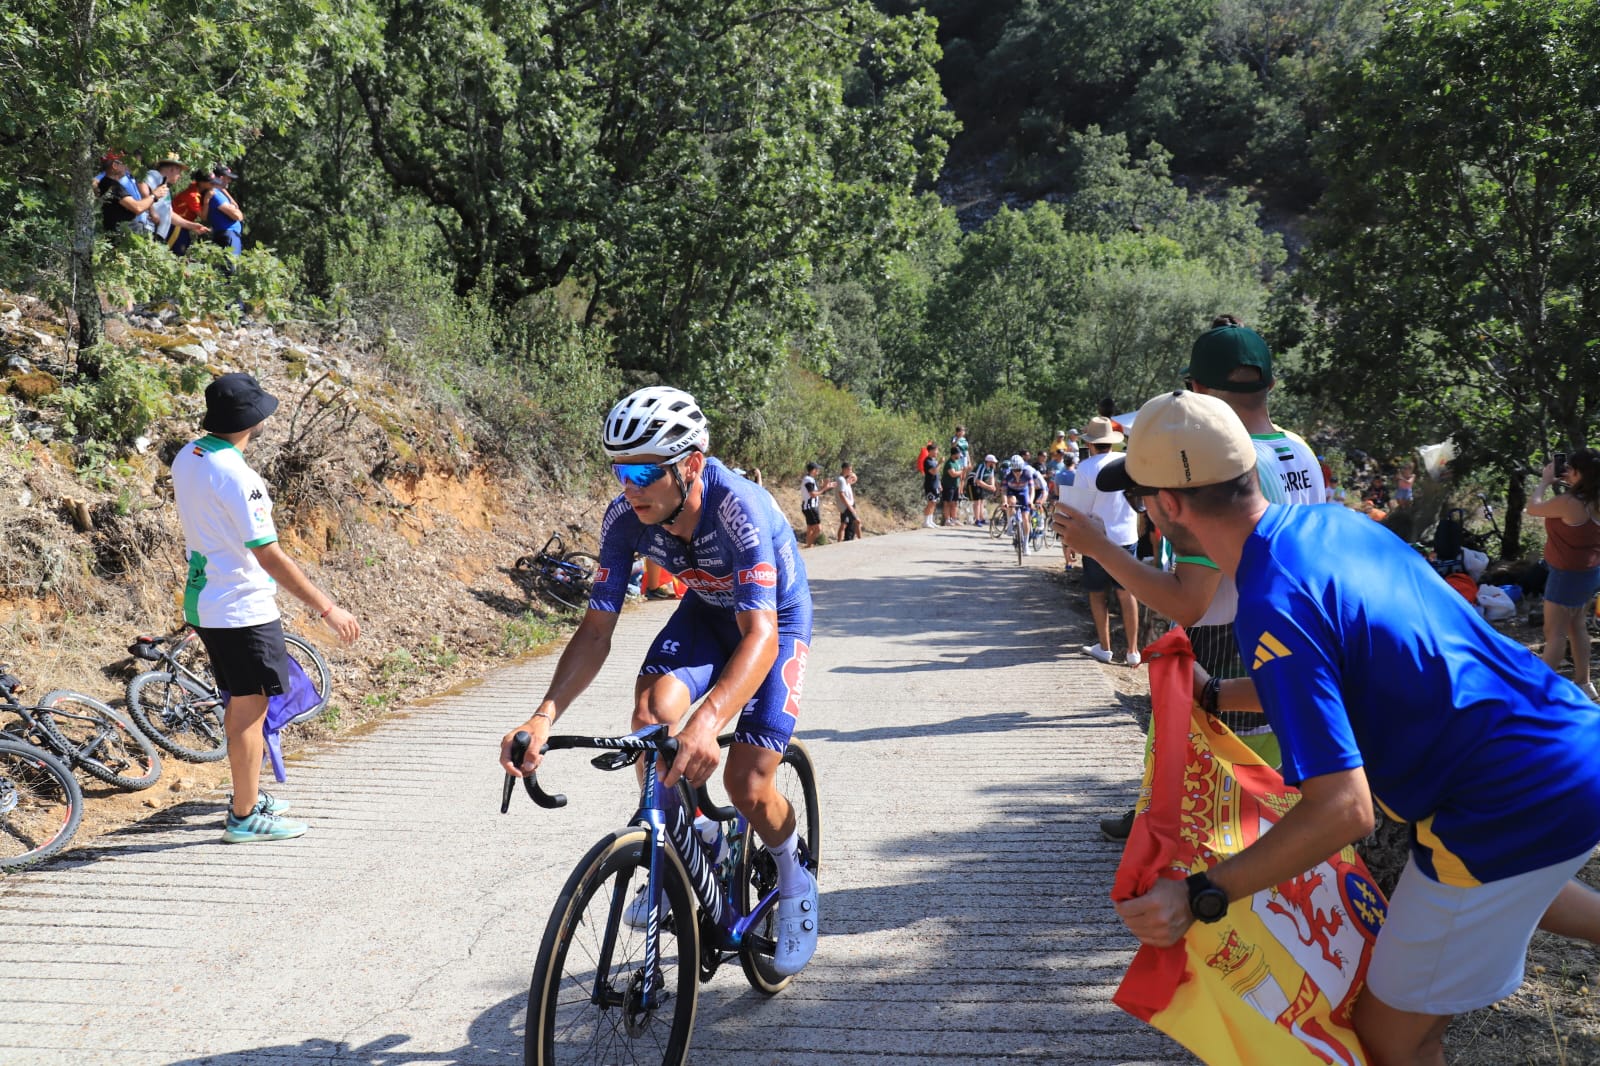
[0,738,83,870]
[37,691,162,790]
[126,670,227,762]
[527,827,699,1066]
[735,738,822,995]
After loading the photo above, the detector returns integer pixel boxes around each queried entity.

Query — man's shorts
[801,505,821,527]
[923,474,939,502]
[1366,850,1592,1015]
[940,481,962,503]
[639,595,813,754]
[194,618,290,698]
[1082,543,1136,593]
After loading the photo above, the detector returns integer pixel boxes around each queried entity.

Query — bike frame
[506,726,786,1011]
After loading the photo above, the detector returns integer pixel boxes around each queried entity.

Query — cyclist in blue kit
[500,386,819,975]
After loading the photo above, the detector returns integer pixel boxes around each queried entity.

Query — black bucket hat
[202,373,278,433]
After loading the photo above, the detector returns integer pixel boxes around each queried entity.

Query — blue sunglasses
[612,453,690,488]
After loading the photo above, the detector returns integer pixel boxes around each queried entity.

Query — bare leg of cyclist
[224,692,269,817]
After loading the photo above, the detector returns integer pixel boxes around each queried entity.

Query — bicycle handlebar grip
[504,730,568,810]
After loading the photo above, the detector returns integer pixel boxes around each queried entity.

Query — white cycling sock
[771,829,809,897]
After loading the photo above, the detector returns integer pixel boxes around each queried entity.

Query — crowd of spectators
[97,150,246,257]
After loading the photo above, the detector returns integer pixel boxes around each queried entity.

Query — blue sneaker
[222,808,307,843]
[769,870,819,976]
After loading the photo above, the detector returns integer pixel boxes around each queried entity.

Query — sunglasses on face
[611,453,690,488]
[1123,486,1160,509]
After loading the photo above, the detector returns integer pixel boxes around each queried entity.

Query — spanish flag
[1112,628,1387,1065]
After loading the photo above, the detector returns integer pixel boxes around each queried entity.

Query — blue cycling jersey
[589,457,810,620]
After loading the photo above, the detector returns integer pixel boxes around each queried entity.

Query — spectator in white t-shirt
[1058,416,1141,666]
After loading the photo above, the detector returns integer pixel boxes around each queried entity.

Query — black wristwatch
[1186,871,1229,923]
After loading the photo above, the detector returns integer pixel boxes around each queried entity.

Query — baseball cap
[984,453,996,463]
[201,373,279,434]
[190,168,213,183]
[1095,391,1255,493]
[99,150,125,165]
[212,165,237,180]
[1183,324,1273,392]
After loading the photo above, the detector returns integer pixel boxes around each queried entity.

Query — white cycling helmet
[1010,454,1024,467]
[602,386,710,460]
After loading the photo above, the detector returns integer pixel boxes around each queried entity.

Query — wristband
[1201,676,1222,716]
[319,604,335,619]
[531,710,554,724]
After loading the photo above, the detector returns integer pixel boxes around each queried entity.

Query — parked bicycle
[503,724,820,1066]
[514,533,601,612]
[0,668,161,791]
[125,627,331,762]
[0,735,83,870]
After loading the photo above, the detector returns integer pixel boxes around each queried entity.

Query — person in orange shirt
[169,170,214,255]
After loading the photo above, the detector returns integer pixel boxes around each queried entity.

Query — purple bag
[220,655,321,783]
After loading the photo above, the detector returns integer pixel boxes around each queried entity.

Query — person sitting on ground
[1106,389,1600,1066]
[1527,449,1600,701]
[1057,418,1140,664]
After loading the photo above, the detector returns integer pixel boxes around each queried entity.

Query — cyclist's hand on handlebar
[660,714,719,791]
[500,715,551,776]
[322,606,361,645]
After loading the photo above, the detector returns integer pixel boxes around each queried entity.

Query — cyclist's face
[618,452,699,522]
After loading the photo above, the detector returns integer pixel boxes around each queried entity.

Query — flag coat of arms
[1112,628,1388,1065]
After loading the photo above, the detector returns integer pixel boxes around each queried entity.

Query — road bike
[503,724,820,1066]
[125,627,331,762]
[0,736,83,870]
[0,668,162,791]
[514,533,601,612]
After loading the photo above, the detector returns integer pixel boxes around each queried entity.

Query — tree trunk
[68,0,103,378]
[1502,472,1526,560]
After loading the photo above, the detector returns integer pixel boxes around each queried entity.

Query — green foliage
[502,611,559,656]
[44,345,181,444]
[324,218,615,479]
[961,390,1047,462]
[95,235,297,321]
[346,0,954,398]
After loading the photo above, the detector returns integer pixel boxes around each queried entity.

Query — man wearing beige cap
[1103,389,1600,1065]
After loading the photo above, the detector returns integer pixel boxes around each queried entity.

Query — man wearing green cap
[171,373,362,842]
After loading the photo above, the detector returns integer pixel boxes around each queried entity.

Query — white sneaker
[1125,651,1142,668]
[924,517,935,528]
[769,869,819,976]
[1583,681,1600,702]
[623,884,670,929]
[1083,643,1113,664]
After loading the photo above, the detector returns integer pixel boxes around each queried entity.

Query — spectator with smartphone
[1528,448,1600,700]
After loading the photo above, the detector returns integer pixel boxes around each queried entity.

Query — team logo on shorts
[738,563,777,588]
[780,640,810,720]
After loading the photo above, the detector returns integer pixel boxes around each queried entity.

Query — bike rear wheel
[126,670,227,762]
[527,827,699,1066]
[282,633,333,726]
[540,552,599,612]
[37,691,162,790]
[0,738,83,870]
[734,738,822,995]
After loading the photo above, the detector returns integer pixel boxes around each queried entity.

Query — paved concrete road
[0,527,1192,1065]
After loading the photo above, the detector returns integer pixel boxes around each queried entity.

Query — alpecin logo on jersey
[738,563,777,588]
[781,640,810,720]
[716,494,762,551]
[678,568,735,593]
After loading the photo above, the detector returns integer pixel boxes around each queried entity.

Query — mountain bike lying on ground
[125,627,331,762]
[0,668,161,790]
[514,533,601,612]
[0,735,82,870]
[503,724,820,1066]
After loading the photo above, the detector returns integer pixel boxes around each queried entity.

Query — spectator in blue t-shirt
[206,165,245,255]
[1102,390,1600,1066]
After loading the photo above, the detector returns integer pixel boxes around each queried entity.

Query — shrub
[96,234,297,322]
[45,344,194,444]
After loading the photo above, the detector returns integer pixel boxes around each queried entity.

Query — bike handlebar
[501,725,738,821]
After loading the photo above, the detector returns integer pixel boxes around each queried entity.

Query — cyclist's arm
[661,607,779,789]
[250,542,360,643]
[501,607,621,775]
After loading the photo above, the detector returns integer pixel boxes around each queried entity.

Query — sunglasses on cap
[611,452,691,488]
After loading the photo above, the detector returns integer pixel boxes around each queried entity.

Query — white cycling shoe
[623,884,670,929]
[769,870,820,976]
